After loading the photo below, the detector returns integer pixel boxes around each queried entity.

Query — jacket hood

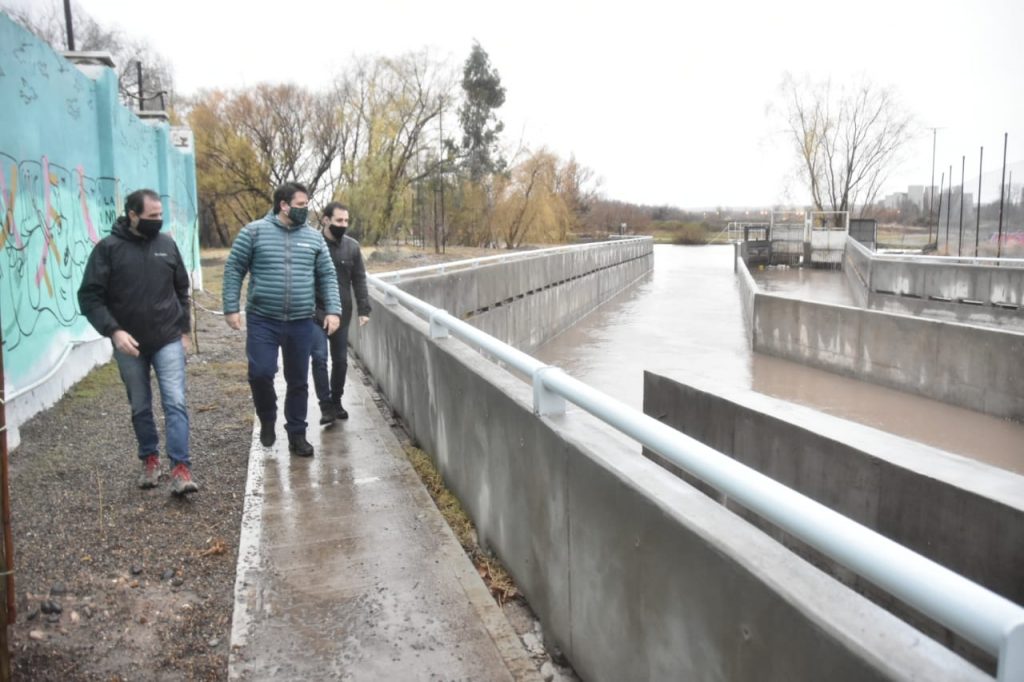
[111,216,145,241]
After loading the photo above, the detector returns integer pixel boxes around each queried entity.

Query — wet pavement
[534,244,1024,474]
[228,364,539,681]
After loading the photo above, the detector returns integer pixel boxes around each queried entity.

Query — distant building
[882,192,907,210]
[907,185,924,209]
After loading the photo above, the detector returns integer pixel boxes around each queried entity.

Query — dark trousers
[246,313,317,435]
[311,311,351,407]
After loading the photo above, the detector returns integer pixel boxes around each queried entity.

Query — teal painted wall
[0,13,199,393]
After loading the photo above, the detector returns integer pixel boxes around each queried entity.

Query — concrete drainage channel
[357,358,581,682]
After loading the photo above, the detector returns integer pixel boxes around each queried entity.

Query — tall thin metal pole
[935,171,944,252]
[945,163,952,251]
[63,0,75,51]
[975,146,983,257]
[958,156,965,257]
[997,133,1008,259]
[136,62,144,112]
[928,127,937,243]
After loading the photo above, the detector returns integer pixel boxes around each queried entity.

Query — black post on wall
[975,146,983,257]
[136,62,144,112]
[63,0,75,51]
[935,171,945,251]
[997,133,1008,259]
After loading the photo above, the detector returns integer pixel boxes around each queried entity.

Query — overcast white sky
[8,0,1024,207]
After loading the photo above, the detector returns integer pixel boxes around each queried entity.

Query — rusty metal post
[0,311,15,681]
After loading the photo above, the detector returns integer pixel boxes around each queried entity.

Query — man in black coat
[312,202,371,425]
[78,189,198,495]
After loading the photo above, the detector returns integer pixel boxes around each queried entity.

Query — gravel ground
[7,244,571,681]
[8,267,251,681]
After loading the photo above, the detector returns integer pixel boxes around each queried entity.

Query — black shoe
[319,402,336,426]
[288,433,314,457]
[260,421,276,447]
[334,404,349,420]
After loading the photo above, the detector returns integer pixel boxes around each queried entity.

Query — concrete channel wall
[349,246,989,682]
[845,237,1024,331]
[737,248,1024,421]
[642,372,1024,610]
[752,288,1024,421]
[383,238,652,352]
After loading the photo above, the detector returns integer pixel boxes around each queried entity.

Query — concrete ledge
[349,273,990,681]
[642,372,1024,602]
[643,371,1024,669]
[751,290,1024,421]
[393,240,653,351]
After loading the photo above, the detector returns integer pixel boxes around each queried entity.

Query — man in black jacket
[312,202,371,425]
[78,189,198,495]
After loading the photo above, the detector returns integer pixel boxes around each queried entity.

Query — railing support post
[532,367,566,416]
[998,621,1024,682]
[429,310,450,339]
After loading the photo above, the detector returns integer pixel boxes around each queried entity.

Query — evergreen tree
[457,42,506,182]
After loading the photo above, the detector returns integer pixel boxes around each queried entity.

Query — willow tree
[778,73,914,218]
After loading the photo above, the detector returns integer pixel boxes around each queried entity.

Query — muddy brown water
[534,244,1024,474]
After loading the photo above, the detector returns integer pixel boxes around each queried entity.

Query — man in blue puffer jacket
[222,182,342,456]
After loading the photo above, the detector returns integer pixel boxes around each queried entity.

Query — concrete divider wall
[734,243,756,335]
[642,371,1024,610]
[390,239,653,351]
[348,287,989,682]
[845,237,1024,331]
[841,238,871,308]
[752,291,1024,420]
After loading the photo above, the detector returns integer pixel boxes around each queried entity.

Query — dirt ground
[7,243,555,681]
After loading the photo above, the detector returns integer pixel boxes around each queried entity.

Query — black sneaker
[334,404,349,420]
[288,433,314,457]
[319,403,336,426]
[260,421,276,447]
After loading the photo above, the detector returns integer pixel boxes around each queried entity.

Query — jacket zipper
[284,227,291,318]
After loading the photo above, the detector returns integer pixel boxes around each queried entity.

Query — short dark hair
[125,189,160,216]
[321,202,349,221]
[272,182,309,212]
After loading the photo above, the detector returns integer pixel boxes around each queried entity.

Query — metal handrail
[367,267,1024,682]
[374,237,651,282]
[848,234,1024,268]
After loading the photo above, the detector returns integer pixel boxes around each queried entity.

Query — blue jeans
[246,313,317,435]
[114,339,190,466]
[311,315,351,407]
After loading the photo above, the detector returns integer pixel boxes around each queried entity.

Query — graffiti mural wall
[0,13,199,406]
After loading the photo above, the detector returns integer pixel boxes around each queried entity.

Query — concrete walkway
[228,361,540,681]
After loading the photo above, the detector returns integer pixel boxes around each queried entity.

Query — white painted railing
[375,237,651,282]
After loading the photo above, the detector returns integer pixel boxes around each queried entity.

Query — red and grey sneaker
[138,454,160,489]
[170,463,198,496]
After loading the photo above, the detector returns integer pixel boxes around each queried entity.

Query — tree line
[185,45,609,250]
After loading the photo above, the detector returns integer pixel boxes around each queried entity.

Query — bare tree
[777,73,914,218]
[336,52,455,243]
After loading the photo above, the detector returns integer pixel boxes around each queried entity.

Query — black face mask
[329,225,347,240]
[137,218,163,239]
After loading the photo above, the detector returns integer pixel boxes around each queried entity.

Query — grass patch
[66,362,121,402]
[199,248,230,299]
[403,444,520,605]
